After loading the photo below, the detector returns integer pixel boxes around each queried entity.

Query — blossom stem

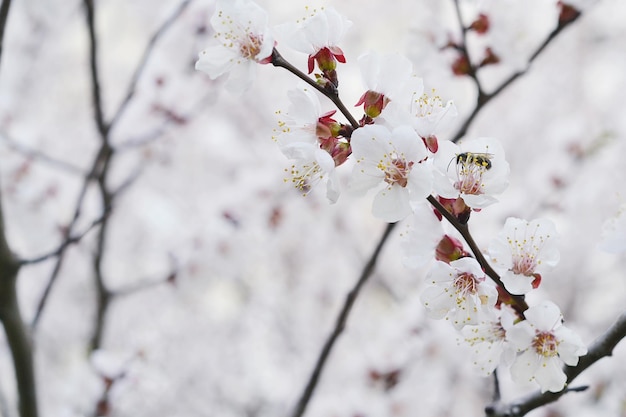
[426,195,528,314]
[271,48,360,130]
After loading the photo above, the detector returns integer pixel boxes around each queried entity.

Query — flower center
[507,223,549,276]
[454,272,478,296]
[378,154,413,188]
[413,91,445,118]
[454,162,487,195]
[286,161,322,195]
[511,253,537,276]
[533,331,559,357]
[239,33,263,60]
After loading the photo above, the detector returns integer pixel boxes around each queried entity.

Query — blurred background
[0,0,625,416]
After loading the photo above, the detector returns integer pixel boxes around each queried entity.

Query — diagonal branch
[108,0,193,130]
[451,8,582,143]
[290,222,397,417]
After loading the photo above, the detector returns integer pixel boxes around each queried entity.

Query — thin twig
[0,131,85,175]
[451,9,582,142]
[271,48,360,130]
[108,0,193,130]
[290,223,397,417]
[20,214,107,266]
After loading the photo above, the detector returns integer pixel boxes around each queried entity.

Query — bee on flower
[433,137,509,209]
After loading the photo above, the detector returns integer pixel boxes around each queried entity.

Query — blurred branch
[451,5,582,142]
[0,1,40,417]
[108,0,193,130]
[485,311,626,417]
[0,0,12,68]
[0,130,85,175]
[290,223,397,417]
[0,194,38,417]
[20,212,107,267]
[80,0,193,352]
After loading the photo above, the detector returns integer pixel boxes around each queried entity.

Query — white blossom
[195,0,275,94]
[432,137,509,208]
[275,86,340,202]
[488,218,559,295]
[420,258,498,329]
[349,124,432,222]
[507,301,587,393]
[461,305,517,376]
[275,6,351,57]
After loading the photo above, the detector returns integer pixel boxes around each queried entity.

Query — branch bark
[290,223,397,417]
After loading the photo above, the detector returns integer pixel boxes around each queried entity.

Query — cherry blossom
[195,0,275,94]
[379,81,457,154]
[400,203,444,269]
[420,257,498,329]
[355,51,414,118]
[598,203,626,253]
[507,301,587,393]
[461,305,517,376]
[488,218,560,295]
[275,6,351,74]
[349,124,432,222]
[275,86,341,202]
[432,137,509,208]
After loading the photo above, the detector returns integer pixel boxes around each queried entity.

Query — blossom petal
[372,185,412,222]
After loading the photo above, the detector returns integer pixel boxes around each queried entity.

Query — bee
[448,152,494,171]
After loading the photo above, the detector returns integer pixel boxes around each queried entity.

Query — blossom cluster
[195,0,598,395]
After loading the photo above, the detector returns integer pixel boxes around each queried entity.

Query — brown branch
[108,0,193,130]
[290,222,397,417]
[0,193,38,417]
[425,195,528,314]
[271,48,360,130]
[451,8,582,143]
[0,0,12,68]
[486,311,626,417]
[0,1,39,417]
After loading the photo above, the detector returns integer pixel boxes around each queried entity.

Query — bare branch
[0,0,12,68]
[0,130,85,175]
[290,223,397,417]
[451,7,583,142]
[108,0,193,130]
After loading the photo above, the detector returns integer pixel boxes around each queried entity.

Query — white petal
[401,203,443,269]
[195,44,238,79]
[510,349,540,385]
[223,60,258,95]
[525,301,562,331]
[372,185,412,222]
[420,285,453,319]
[500,270,534,295]
[534,357,567,393]
[506,321,535,350]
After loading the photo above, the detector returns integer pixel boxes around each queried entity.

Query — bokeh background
[0,0,625,416]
